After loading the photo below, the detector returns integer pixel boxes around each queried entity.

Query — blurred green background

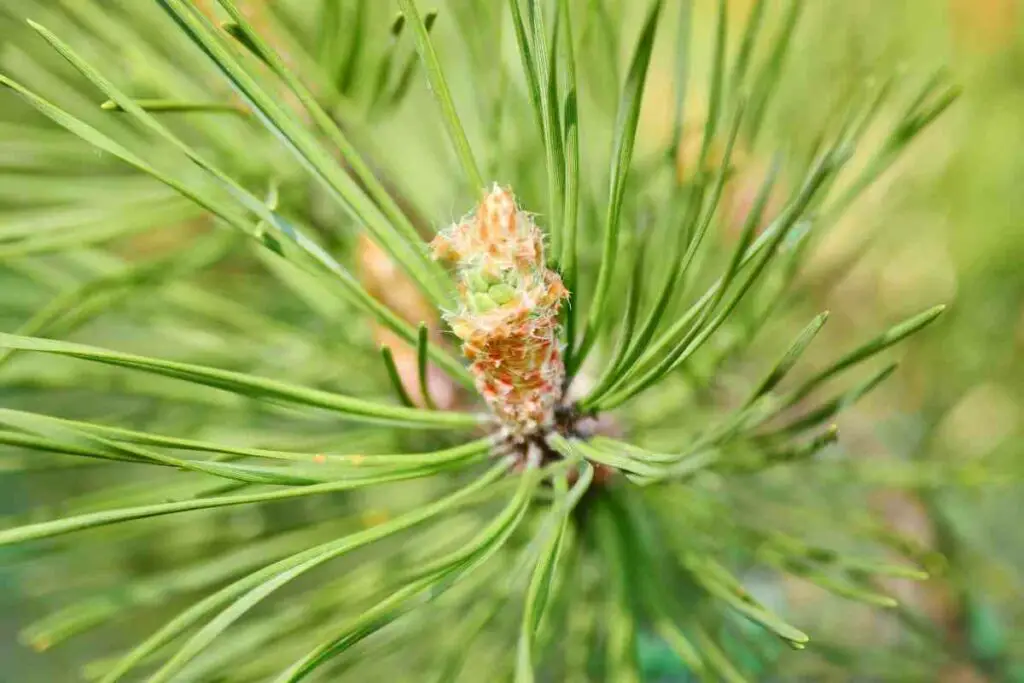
[643,1,1024,678]
[0,0,1022,681]
[738,0,1024,679]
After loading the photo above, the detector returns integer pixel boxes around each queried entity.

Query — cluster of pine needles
[0,0,977,681]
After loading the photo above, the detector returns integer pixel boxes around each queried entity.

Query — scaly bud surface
[431,185,569,437]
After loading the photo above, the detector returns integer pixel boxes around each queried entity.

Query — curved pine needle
[395,0,483,193]
[381,345,416,408]
[0,333,482,428]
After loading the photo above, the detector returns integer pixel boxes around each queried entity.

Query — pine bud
[431,185,569,436]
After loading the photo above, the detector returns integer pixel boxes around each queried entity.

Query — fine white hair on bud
[431,184,569,436]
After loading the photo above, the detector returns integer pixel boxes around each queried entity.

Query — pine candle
[431,185,569,437]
